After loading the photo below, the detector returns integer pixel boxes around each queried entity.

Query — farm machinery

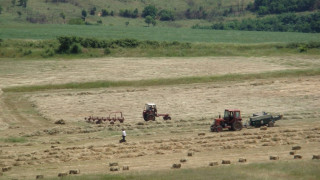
[143,103,171,121]
[210,109,243,132]
[248,112,283,127]
[85,111,124,124]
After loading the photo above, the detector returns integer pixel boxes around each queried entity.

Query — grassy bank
[46,160,320,180]
[1,24,320,43]
[3,68,320,93]
[1,38,320,59]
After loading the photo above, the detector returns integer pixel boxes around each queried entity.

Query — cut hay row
[3,68,320,93]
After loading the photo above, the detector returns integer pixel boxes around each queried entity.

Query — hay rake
[85,111,124,124]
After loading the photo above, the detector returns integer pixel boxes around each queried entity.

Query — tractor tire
[232,121,243,131]
[147,115,155,121]
[268,121,274,127]
[211,125,223,132]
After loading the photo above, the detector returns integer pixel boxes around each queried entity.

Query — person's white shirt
[122,130,126,136]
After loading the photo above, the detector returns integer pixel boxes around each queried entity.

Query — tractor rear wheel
[232,121,243,131]
[147,115,155,121]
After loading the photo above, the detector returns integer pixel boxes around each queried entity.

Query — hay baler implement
[85,111,124,124]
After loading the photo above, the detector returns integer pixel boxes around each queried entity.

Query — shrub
[68,18,85,25]
[41,48,55,57]
[104,48,111,55]
[70,43,82,54]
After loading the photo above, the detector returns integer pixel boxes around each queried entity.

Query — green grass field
[1,24,320,43]
[45,160,320,180]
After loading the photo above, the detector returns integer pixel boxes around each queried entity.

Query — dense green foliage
[248,0,319,15]
[193,12,320,33]
[119,8,139,18]
[142,5,157,18]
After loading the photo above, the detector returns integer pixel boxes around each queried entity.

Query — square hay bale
[294,155,302,159]
[110,167,119,171]
[2,166,12,172]
[312,155,320,159]
[209,162,218,166]
[36,175,44,179]
[187,152,193,156]
[222,160,231,164]
[172,163,181,169]
[270,156,279,160]
[238,158,247,163]
[109,162,118,166]
[292,146,301,150]
[69,169,80,174]
[180,159,187,163]
[58,173,68,177]
[123,166,129,171]
[289,151,295,155]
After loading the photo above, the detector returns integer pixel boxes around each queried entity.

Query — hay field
[0,56,319,179]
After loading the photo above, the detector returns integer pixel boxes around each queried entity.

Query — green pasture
[1,24,320,43]
[45,160,320,180]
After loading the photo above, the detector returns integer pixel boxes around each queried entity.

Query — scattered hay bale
[270,156,279,160]
[260,127,267,130]
[109,162,118,166]
[209,162,218,166]
[110,167,119,171]
[180,159,187,163]
[198,133,205,136]
[292,146,301,150]
[187,152,193,156]
[2,166,12,172]
[58,173,68,177]
[312,155,320,159]
[137,122,144,126]
[289,151,295,155]
[294,155,302,159]
[239,158,247,163]
[36,175,44,179]
[123,166,129,171]
[222,160,231,164]
[55,119,65,125]
[172,164,181,169]
[69,169,80,174]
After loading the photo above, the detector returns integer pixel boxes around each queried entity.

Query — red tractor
[143,103,171,121]
[210,109,243,132]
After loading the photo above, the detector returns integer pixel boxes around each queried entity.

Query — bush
[68,18,85,25]
[70,43,82,54]
[104,48,111,55]
[41,48,55,57]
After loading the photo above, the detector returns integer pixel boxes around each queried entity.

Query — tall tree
[81,9,87,21]
[145,15,153,26]
[142,5,157,18]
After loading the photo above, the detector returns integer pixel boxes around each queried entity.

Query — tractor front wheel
[232,121,243,131]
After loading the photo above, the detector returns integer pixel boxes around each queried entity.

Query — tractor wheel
[232,121,243,131]
[147,115,155,121]
[215,125,223,132]
[268,121,274,127]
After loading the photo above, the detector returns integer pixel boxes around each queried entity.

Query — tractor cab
[223,109,241,122]
[211,109,243,132]
[142,103,171,121]
[145,103,157,112]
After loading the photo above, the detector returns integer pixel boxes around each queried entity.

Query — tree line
[247,0,319,15]
[193,12,320,33]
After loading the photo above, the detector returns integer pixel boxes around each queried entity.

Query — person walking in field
[121,128,126,143]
